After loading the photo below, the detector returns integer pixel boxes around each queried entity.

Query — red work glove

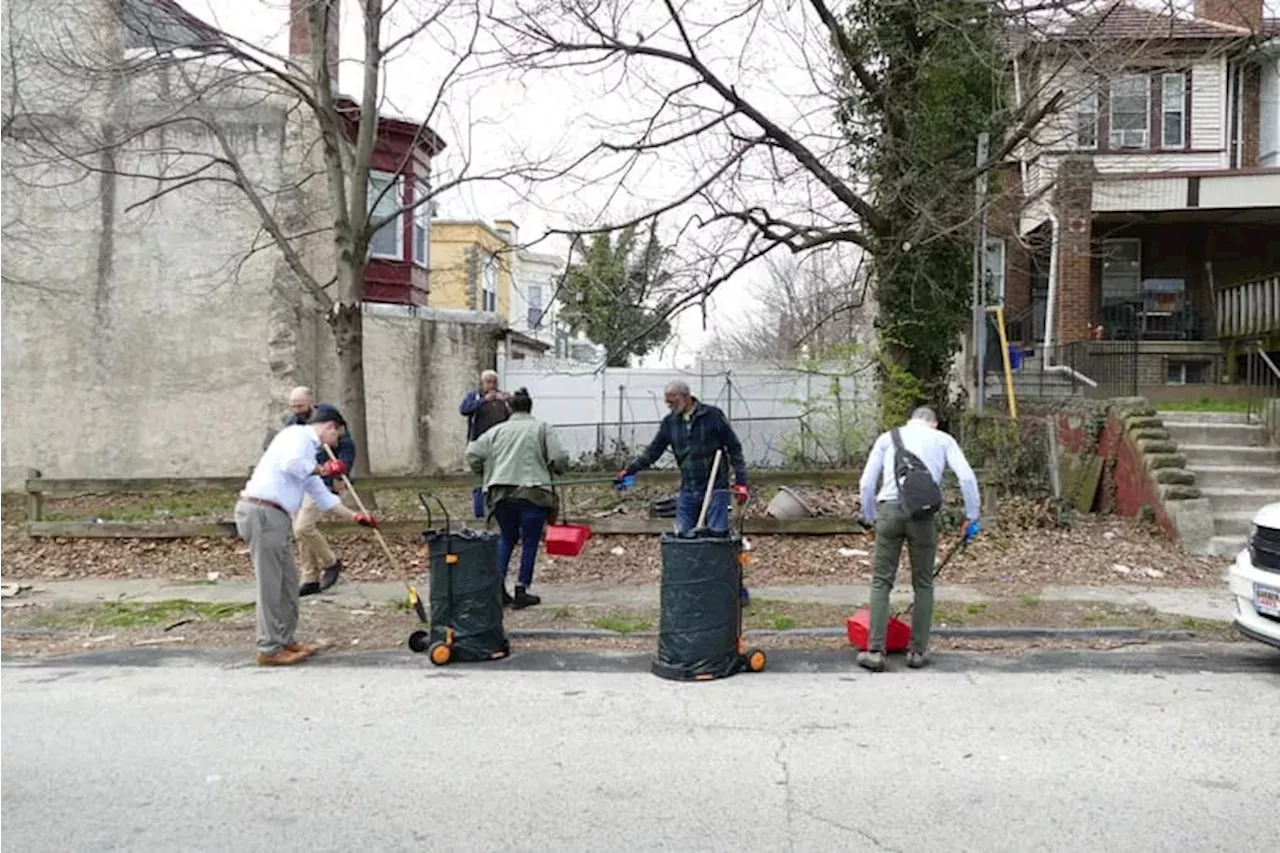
[320,459,347,478]
[732,483,749,505]
[353,512,377,528]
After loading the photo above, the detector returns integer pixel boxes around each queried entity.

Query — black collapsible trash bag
[409,494,509,665]
[651,530,765,681]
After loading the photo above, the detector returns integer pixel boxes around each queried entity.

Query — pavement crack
[796,807,902,852]
[773,736,796,853]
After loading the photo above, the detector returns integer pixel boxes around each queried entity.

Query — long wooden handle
[321,444,402,574]
[696,450,724,530]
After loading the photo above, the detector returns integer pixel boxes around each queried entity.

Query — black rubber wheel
[407,630,430,654]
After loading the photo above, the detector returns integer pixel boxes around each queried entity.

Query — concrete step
[1200,487,1280,515]
[1215,510,1260,538]
[1158,410,1254,425]
[1179,444,1280,467]
[1186,464,1280,491]
[1207,534,1248,558]
[1165,421,1269,447]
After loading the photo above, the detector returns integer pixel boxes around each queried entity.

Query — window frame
[367,170,404,261]
[480,253,499,313]
[412,179,430,269]
[1078,71,1192,153]
[527,283,543,328]
[983,237,1006,305]
[1100,237,1143,307]
[1108,74,1151,150]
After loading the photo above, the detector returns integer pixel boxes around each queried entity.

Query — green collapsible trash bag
[651,529,766,681]
[407,494,510,666]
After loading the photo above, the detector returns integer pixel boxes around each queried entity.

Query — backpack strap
[890,428,904,452]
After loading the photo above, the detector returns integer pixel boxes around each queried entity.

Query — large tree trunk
[330,298,371,479]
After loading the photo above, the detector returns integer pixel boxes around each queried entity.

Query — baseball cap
[309,404,346,428]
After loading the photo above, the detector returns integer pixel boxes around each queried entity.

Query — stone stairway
[1160,410,1280,557]
[984,355,1083,403]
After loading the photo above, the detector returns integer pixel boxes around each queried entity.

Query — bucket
[545,523,591,557]
[1007,344,1025,372]
[766,486,816,519]
[846,605,911,652]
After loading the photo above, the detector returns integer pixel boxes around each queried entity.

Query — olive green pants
[868,501,938,654]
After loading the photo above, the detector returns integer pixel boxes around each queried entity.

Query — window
[1161,73,1186,149]
[412,179,429,268]
[1109,75,1150,149]
[983,238,1006,304]
[480,253,498,312]
[1166,360,1208,385]
[1075,91,1098,149]
[367,171,403,260]
[1101,238,1142,307]
[527,284,543,328]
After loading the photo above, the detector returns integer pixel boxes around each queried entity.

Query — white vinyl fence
[501,357,879,469]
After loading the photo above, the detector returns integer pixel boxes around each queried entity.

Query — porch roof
[1092,170,1280,215]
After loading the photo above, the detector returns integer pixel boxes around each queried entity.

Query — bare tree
[2,0,565,474]
[488,0,1263,378]
[704,247,871,362]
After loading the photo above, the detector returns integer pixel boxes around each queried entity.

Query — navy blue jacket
[625,400,747,492]
[285,406,357,489]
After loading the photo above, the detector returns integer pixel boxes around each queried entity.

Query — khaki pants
[234,500,298,654]
[293,494,337,584]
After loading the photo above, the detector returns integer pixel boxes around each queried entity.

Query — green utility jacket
[465,412,569,509]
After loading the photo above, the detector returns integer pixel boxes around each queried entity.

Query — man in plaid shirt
[619,381,750,533]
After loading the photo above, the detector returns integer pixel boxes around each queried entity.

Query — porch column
[1054,158,1095,346]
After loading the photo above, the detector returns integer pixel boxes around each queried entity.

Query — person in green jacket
[465,388,568,609]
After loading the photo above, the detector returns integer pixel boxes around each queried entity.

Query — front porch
[994,212,1279,401]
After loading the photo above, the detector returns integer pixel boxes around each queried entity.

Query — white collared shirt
[241,425,341,516]
[859,420,981,521]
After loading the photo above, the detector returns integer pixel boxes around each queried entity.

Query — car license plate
[1255,584,1280,618]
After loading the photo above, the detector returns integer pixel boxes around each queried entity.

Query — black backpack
[891,428,942,520]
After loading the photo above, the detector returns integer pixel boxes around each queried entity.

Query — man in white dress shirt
[857,407,981,672]
[236,407,377,666]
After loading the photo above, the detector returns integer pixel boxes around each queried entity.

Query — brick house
[996,0,1280,394]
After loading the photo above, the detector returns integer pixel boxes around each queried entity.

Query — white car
[1229,501,1280,649]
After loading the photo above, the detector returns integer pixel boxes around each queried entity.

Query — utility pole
[971,133,990,413]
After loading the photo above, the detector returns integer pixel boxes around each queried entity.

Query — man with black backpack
[856,407,981,672]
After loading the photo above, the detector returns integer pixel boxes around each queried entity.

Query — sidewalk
[0,578,1236,623]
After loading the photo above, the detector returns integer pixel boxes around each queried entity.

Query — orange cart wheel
[428,641,452,666]
[746,648,767,673]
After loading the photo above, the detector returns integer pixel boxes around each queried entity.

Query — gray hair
[910,406,938,426]
[665,379,691,397]
[480,369,499,382]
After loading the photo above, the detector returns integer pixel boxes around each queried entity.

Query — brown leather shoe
[256,647,308,666]
[285,641,324,658]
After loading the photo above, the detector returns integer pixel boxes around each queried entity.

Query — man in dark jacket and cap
[280,386,357,595]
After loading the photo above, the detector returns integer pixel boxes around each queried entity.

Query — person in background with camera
[466,388,568,610]
[856,406,980,673]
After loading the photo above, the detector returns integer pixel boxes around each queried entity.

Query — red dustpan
[846,534,971,652]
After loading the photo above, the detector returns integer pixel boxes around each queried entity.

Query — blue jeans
[675,489,730,534]
[493,499,548,589]
[674,489,749,604]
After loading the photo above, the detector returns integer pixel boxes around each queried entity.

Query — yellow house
[428,219,517,317]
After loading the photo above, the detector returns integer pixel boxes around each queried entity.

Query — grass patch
[34,599,253,629]
[1157,397,1252,413]
[590,615,654,635]
[1021,595,1041,608]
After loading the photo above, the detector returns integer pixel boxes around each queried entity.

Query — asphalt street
[3,646,1278,853]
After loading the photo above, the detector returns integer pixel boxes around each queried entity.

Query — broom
[321,444,428,623]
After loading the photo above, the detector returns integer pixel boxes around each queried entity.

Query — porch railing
[1215,273,1280,340]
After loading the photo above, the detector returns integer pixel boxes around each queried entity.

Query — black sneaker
[299,582,322,597]
[320,559,344,591]
[501,586,514,608]
[512,586,541,610]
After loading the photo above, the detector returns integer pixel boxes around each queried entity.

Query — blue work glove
[614,472,635,492]
[963,519,981,542]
